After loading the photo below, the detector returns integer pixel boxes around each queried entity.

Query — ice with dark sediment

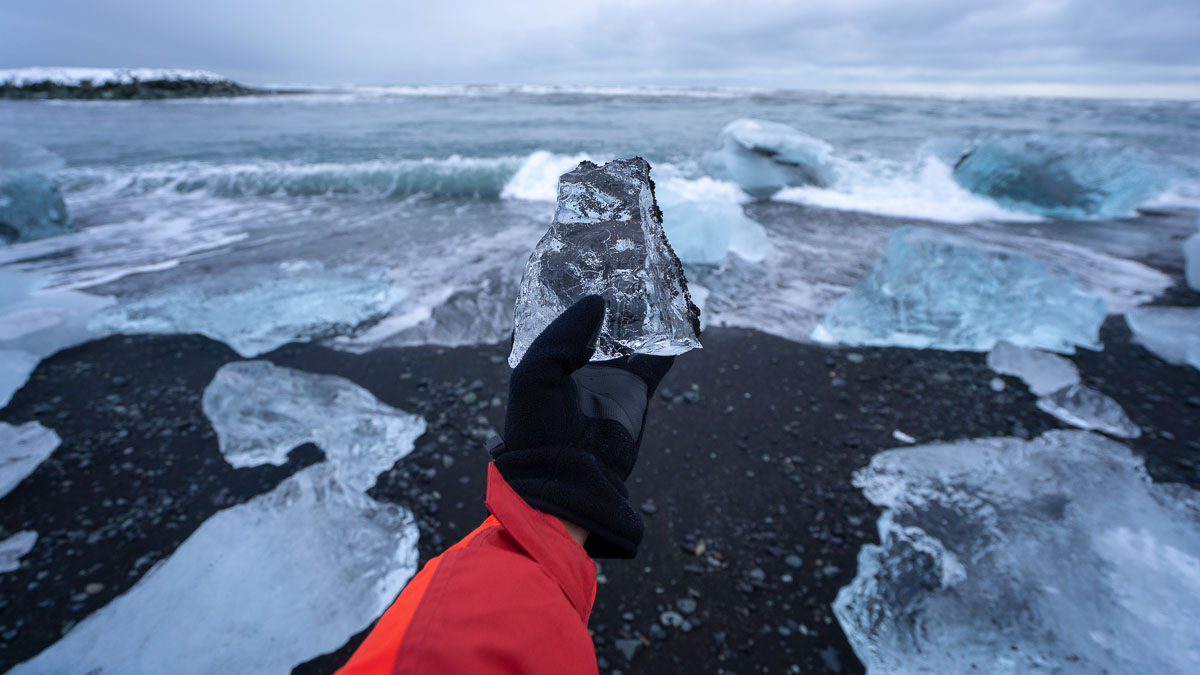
[986,341,1080,395]
[1035,384,1141,438]
[509,157,701,367]
[14,361,426,674]
[0,142,74,244]
[835,430,1200,675]
[1125,306,1200,370]
[813,226,1107,354]
[0,421,60,498]
[705,119,834,198]
[951,134,1169,218]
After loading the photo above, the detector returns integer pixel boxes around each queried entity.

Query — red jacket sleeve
[338,464,599,675]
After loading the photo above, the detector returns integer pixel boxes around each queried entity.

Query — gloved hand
[491,295,674,559]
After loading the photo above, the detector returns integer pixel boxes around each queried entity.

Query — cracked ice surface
[1125,306,1200,370]
[90,260,405,358]
[813,226,1106,354]
[0,421,60,499]
[835,430,1200,675]
[13,361,426,675]
[509,158,701,367]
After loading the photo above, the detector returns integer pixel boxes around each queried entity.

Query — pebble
[659,610,684,627]
[639,500,658,515]
[784,555,803,569]
[990,377,1006,392]
[614,638,641,661]
[84,582,104,595]
[676,598,697,614]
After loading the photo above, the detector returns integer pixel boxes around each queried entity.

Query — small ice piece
[0,142,74,243]
[90,261,405,358]
[1036,384,1141,438]
[1125,306,1200,370]
[952,134,1168,218]
[13,361,427,674]
[509,157,701,367]
[0,530,37,573]
[989,377,1006,392]
[705,119,834,198]
[0,421,60,498]
[986,341,1081,395]
[891,429,916,444]
[656,175,767,265]
[813,226,1106,354]
[834,430,1200,675]
[1185,230,1200,291]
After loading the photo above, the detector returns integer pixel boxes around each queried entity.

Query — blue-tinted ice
[835,430,1200,675]
[705,118,833,198]
[813,226,1106,354]
[0,142,74,243]
[1125,306,1200,370]
[509,158,701,367]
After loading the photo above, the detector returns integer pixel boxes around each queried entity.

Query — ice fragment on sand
[0,142,74,243]
[0,421,60,498]
[90,260,405,358]
[1036,384,1141,438]
[705,119,833,198]
[509,157,701,367]
[1125,306,1200,370]
[15,361,426,675]
[0,531,37,573]
[952,135,1168,218]
[657,175,767,265]
[835,430,1200,675]
[813,226,1106,353]
[986,341,1080,395]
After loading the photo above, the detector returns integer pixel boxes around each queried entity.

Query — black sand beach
[2,279,1197,673]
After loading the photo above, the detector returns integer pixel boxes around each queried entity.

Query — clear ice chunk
[834,430,1200,675]
[951,134,1169,218]
[0,142,75,243]
[705,118,834,198]
[0,530,37,573]
[1124,306,1200,370]
[1036,383,1141,438]
[986,341,1080,395]
[0,421,60,498]
[813,226,1107,354]
[509,157,701,367]
[14,361,427,674]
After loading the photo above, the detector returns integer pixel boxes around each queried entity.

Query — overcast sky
[4,0,1199,97]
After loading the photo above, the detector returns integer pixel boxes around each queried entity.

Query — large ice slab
[1125,306,1200,370]
[90,261,405,358]
[0,421,61,498]
[705,119,834,198]
[986,341,1080,395]
[0,142,74,244]
[14,361,427,674]
[657,175,767,265]
[813,226,1107,353]
[1036,384,1141,438]
[834,430,1200,675]
[952,135,1168,218]
[509,158,701,367]
[0,531,37,574]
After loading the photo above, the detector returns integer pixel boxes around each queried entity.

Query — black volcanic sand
[2,303,1199,673]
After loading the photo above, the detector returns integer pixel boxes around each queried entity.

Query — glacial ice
[90,261,406,358]
[986,341,1080,395]
[14,361,426,675]
[509,158,701,367]
[834,430,1200,675]
[705,119,834,198]
[0,269,113,407]
[0,421,60,498]
[656,175,767,265]
[952,135,1168,218]
[1125,306,1200,370]
[1184,229,1199,291]
[1036,384,1141,438]
[0,142,75,244]
[0,531,37,574]
[813,227,1107,353]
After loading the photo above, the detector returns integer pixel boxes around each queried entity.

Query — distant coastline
[0,67,291,100]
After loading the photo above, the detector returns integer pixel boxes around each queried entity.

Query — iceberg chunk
[0,421,60,498]
[509,158,701,367]
[1036,384,1141,438]
[0,142,74,244]
[706,119,834,198]
[14,361,427,675]
[986,341,1080,395]
[814,226,1107,353]
[1125,306,1200,369]
[0,530,37,574]
[952,135,1168,218]
[657,175,767,265]
[834,431,1200,675]
[90,261,405,358]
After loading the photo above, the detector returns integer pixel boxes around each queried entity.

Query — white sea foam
[500,150,595,201]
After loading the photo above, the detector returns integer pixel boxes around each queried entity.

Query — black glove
[491,295,674,559]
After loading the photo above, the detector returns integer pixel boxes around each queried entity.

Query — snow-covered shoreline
[0,67,268,99]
